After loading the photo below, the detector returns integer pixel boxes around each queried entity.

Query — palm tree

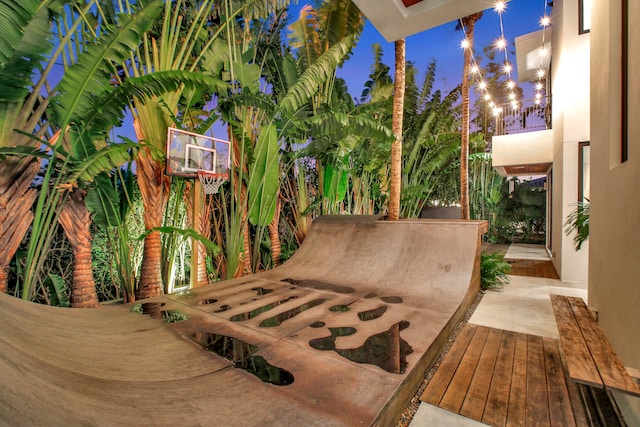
[0,0,60,293]
[458,13,482,220]
[389,38,406,221]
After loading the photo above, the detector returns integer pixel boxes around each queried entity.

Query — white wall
[590,0,640,422]
[549,0,589,282]
[492,130,553,168]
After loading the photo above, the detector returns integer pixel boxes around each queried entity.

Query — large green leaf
[85,175,120,228]
[46,274,70,307]
[280,34,355,114]
[0,0,53,102]
[66,140,138,184]
[50,0,163,128]
[323,161,348,203]
[76,70,228,141]
[230,60,260,94]
[248,124,279,226]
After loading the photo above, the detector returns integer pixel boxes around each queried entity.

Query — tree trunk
[58,189,99,308]
[460,15,478,221]
[389,38,406,221]
[268,196,282,266]
[0,158,39,293]
[136,147,170,300]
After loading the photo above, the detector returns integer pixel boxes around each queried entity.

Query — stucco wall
[590,0,640,422]
[549,0,589,282]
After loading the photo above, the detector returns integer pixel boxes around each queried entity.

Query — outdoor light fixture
[540,15,551,27]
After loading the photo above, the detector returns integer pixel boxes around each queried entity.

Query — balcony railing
[493,96,552,136]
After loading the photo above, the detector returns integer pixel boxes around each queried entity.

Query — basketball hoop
[197,171,228,194]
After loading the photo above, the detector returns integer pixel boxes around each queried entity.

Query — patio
[405,244,624,426]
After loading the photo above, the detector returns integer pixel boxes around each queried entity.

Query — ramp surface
[0,216,486,426]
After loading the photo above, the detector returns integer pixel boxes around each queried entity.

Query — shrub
[480,252,511,290]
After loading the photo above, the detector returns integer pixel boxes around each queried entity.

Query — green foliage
[564,201,589,251]
[480,252,511,290]
[248,124,280,226]
[45,274,70,307]
[51,0,164,128]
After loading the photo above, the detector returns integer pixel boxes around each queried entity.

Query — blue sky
[292,0,548,99]
[114,1,548,142]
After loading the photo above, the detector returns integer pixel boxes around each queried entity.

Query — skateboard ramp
[0,216,486,426]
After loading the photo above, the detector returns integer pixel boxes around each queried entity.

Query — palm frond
[280,34,356,114]
[79,70,228,140]
[50,0,164,128]
[0,0,56,102]
[317,0,364,52]
[66,140,138,184]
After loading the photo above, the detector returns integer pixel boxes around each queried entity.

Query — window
[578,142,590,203]
[579,0,592,34]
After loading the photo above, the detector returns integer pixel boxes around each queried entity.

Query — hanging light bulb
[489,101,496,108]
[535,99,542,105]
[494,1,507,14]
[495,37,507,50]
[478,80,487,90]
[511,101,519,110]
[484,93,492,101]
[536,82,544,91]
[503,62,513,74]
[506,80,515,89]
[540,15,551,27]
[471,64,480,74]
[535,92,543,100]
[460,38,471,49]
[537,69,546,78]
[539,46,548,57]
[508,92,516,100]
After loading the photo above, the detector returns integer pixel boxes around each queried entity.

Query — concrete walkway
[409,244,588,426]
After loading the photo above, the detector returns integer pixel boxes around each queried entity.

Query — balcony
[492,96,553,177]
[493,96,552,136]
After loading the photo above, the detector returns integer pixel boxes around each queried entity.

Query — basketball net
[197,171,228,194]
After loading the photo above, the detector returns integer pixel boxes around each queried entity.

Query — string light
[534,1,552,108]
[458,0,531,124]
[540,15,551,27]
[494,1,507,13]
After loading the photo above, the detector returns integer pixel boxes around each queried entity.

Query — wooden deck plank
[550,294,603,388]
[439,326,490,413]
[421,323,477,405]
[460,328,503,420]
[525,335,551,427]
[543,337,577,427]
[506,333,528,427]
[566,297,640,396]
[482,330,516,427]
[507,259,559,279]
[565,375,590,427]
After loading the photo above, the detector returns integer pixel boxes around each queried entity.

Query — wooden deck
[506,259,559,279]
[420,324,587,426]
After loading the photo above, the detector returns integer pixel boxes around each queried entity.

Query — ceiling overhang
[493,163,552,177]
[352,0,495,42]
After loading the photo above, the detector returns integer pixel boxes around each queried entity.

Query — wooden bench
[550,294,640,397]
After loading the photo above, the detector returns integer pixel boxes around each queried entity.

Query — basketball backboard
[166,128,231,178]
